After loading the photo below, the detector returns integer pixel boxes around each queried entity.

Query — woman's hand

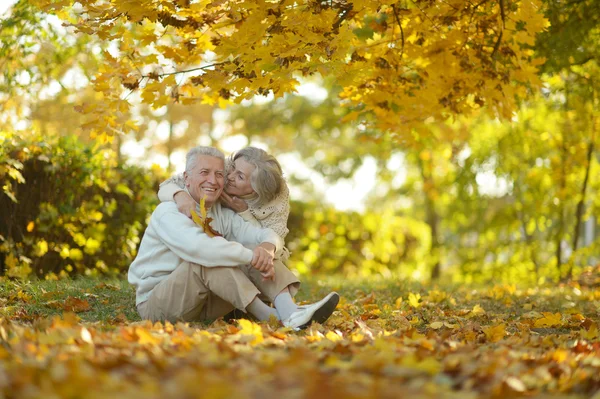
[221,192,249,213]
[251,243,275,281]
[173,191,196,218]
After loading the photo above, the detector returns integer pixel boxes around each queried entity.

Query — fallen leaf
[483,323,506,342]
[534,312,562,328]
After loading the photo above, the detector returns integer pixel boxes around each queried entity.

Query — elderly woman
[158,147,334,326]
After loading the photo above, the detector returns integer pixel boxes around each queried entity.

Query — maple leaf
[190,196,223,237]
[534,312,562,328]
[581,323,599,340]
[408,292,421,308]
[483,323,506,342]
[236,319,264,346]
[135,327,161,345]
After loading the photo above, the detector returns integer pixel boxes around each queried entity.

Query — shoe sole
[297,292,340,330]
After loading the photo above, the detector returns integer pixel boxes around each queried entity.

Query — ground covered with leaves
[1,276,600,398]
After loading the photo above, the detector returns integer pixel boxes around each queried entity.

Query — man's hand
[221,192,249,213]
[174,191,196,218]
[251,243,275,281]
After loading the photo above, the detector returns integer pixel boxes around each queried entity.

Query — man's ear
[183,171,190,187]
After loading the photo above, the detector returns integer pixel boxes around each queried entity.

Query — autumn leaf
[408,292,421,308]
[534,312,563,328]
[190,197,223,237]
[580,323,599,340]
[469,304,486,317]
[135,327,161,345]
[236,319,264,346]
[429,321,444,330]
[483,323,506,342]
[46,296,91,313]
[503,376,527,393]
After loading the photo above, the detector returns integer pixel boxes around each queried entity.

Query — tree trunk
[556,79,570,279]
[566,90,597,279]
[115,133,123,165]
[418,155,441,281]
[515,179,540,280]
[555,139,566,277]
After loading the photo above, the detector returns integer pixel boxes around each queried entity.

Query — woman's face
[226,157,255,197]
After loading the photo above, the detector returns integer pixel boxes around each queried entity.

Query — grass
[1,274,413,323]
[2,273,599,333]
[0,276,139,323]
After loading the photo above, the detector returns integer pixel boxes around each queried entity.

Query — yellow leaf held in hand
[199,196,208,221]
[190,208,203,226]
[190,197,222,238]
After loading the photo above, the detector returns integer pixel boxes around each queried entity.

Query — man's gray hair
[185,146,225,172]
[231,147,284,206]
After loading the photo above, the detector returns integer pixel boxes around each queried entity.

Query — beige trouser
[241,259,299,302]
[137,259,300,323]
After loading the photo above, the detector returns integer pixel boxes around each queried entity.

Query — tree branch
[409,0,440,31]
[332,3,353,32]
[391,4,405,60]
[141,62,230,79]
[491,0,506,58]
[491,29,503,58]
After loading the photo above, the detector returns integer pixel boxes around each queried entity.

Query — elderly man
[128,146,338,329]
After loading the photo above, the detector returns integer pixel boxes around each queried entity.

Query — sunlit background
[1,0,598,284]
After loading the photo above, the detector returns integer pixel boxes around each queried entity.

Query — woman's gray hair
[231,147,284,206]
[185,146,225,172]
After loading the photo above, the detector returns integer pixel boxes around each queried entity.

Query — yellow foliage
[31,0,547,140]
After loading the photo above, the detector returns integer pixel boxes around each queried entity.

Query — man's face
[184,155,225,207]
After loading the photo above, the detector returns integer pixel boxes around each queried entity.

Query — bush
[0,131,164,279]
[286,200,431,278]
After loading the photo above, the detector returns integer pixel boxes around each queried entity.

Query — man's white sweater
[128,201,282,306]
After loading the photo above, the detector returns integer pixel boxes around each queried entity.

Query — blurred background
[1,0,599,284]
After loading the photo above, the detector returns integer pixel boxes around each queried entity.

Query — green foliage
[0,131,164,279]
[537,0,600,73]
[286,200,431,279]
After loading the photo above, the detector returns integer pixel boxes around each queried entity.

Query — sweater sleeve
[237,209,262,227]
[157,174,186,202]
[219,207,282,253]
[153,204,254,267]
